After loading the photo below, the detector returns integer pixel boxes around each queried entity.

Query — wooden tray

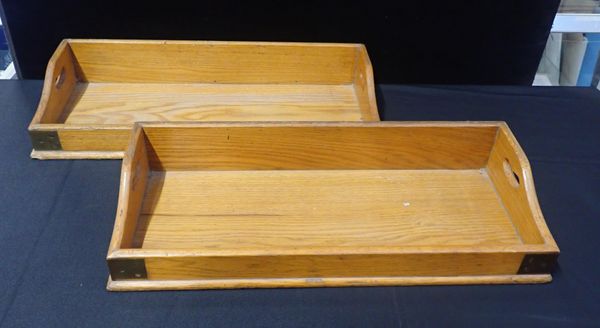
[107,122,559,291]
[28,39,379,159]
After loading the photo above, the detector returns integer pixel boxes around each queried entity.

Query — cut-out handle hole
[503,159,520,188]
[54,67,66,89]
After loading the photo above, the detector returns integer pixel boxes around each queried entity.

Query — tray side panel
[28,40,80,154]
[57,129,131,151]
[139,253,524,280]
[30,40,79,125]
[108,128,150,253]
[68,41,357,84]
[353,45,380,121]
[487,125,556,247]
[142,124,498,170]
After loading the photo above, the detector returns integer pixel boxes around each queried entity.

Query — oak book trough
[107,121,559,291]
[28,39,379,159]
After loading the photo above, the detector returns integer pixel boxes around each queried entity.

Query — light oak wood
[109,243,554,257]
[58,128,131,151]
[134,169,520,249]
[486,124,558,247]
[107,122,559,290]
[31,40,79,125]
[68,39,358,84]
[141,252,524,280]
[62,83,363,124]
[141,122,498,170]
[353,45,379,121]
[108,128,149,252]
[107,274,552,291]
[30,150,124,160]
[29,39,379,159]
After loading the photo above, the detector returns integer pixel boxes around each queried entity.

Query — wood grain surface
[57,128,131,151]
[30,40,79,125]
[133,169,520,249]
[108,128,150,253]
[142,252,525,280]
[68,39,358,84]
[30,40,379,158]
[141,122,499,170]
[106,122,559,289]
[487,124,558,248]
[107,274,552,291]
[63,83,363,124]
[353,44,379,120]
[30,150,124,159]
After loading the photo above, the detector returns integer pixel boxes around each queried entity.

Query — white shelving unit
[535,0,600,87]
[0,16,16,79]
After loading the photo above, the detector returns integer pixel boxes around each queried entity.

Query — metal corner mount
[108,259,148,280]
[518,254,558,274]
[29,130,62,151]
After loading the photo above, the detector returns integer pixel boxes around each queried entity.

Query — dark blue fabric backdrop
[0,0,559,84]
[1,80,599,327]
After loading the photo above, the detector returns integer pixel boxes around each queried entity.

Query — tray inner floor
[132,169,522,250]
[62,82,363,124]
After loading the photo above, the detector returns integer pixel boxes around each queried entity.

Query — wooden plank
[108,128,150,253]
[353,45,380,120]
[68,39,358,84]
[133,169,520,249]
[141,122,499,170]
[62,82,362,124]
[30,150,124,160]
[110,244,556,258]
[141,252,524,280]
[487,124,559,249]
[30,40,79,125]
[58,128,131,151]
[107,274,553,291]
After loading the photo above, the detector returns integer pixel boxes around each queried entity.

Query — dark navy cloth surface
[0,80,599,327]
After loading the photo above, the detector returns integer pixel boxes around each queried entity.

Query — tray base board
[107,274,552,291]
[31,149,124,160]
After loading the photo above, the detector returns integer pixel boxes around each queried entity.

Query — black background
[1,0,559,84]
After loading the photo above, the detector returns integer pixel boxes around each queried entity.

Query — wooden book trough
[28,39,378,159]
[107,122,559,291]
